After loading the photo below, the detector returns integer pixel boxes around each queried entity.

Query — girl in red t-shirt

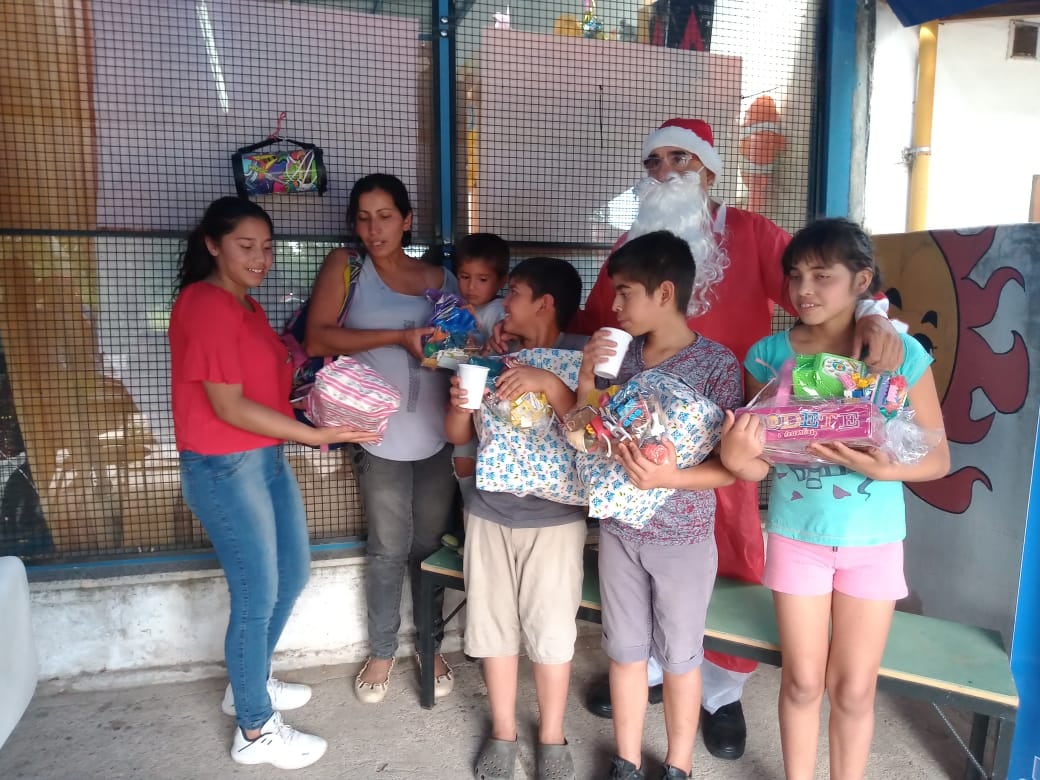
[169,197,376,770]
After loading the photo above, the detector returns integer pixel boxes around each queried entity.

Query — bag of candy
[473,348,586,504]
[738,356,938,466]
[573,369,725,528]
[421,289,485,369]
[563,383,671,465]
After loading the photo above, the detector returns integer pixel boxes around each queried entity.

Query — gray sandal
[537,742,575,780]
[474,737,519,780]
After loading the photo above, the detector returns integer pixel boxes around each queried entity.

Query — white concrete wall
[29,556,465,691]
[863,3,918,234]
[865,7,1040,232]
[929,16,1040,228]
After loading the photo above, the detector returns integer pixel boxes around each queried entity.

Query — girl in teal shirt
[720,218,950,780]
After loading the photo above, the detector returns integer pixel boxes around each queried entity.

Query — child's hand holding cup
[455,362,490,411]
[593,327,634,380]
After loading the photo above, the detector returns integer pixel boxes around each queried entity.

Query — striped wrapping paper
[305,355,401,435]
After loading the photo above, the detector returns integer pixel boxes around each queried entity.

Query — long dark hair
[781,218,882,297]
[175,197,274,294]
[345,173,413,248]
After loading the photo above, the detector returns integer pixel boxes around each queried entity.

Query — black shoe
[586,678,613,718]
[608,755,645,780]
[586,678,665,719]
[659,765,689,779]
[700,701,747,760]
[648,683,663,705]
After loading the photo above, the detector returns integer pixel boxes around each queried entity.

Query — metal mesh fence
[0,0,818,563]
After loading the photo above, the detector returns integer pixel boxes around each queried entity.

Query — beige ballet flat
[354,657,394,704]
[416,652,455,699]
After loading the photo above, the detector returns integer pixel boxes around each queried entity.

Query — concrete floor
[0,637,974,780]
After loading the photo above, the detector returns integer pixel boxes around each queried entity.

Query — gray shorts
[598,531,718,675]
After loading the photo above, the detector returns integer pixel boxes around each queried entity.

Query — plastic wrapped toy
[738,357,936,466]
[564,384,672,465]
[421,290,485,369]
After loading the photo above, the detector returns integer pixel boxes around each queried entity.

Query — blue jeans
[350,444,456,658]
[180,445,311,730]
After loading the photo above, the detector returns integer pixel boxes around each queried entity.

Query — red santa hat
[641,118,723,176]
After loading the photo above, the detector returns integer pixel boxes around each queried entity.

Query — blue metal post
[1010,419,1040,778]
[817,0,858,217]
[433,0,456,253]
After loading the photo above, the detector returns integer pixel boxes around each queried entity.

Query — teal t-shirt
[745,332,933,547]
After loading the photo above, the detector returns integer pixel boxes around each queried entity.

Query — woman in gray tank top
[303,174,458,704]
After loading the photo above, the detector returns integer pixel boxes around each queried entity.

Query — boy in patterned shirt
[577,231,741,780]
[445,257,588,780]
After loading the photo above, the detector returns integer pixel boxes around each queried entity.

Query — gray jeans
[351,444,457,659]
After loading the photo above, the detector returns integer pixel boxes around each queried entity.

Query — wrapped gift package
[475,348,586,504]
[578,369,724,528]
[305,355,401,436]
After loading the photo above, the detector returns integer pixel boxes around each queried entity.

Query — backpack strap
[336,249,365,327]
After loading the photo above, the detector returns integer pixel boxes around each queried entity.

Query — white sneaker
[222,677,312,716]
[231,712,328,769]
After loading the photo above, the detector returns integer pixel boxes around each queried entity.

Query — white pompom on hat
[641,118,723,175]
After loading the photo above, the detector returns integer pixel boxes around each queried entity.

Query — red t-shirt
[570,205,793,363]
[169,282,294,455]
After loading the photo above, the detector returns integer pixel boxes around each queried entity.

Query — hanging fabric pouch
[232,137,328,197]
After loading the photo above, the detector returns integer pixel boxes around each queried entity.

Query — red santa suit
[570,203,793,674]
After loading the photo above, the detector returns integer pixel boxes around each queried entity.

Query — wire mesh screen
[0,0,819,564]
[454,0,820,246]
[0,0,431,563]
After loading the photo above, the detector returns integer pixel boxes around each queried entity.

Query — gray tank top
[343,259,459,461]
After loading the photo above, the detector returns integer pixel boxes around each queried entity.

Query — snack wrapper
[737,357,939,466]
[575,370,724,528]
[305,355,401,436]
[421,289,485,369]
[474,348,587,504]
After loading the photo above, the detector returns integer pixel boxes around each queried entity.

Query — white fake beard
[628,172,729,318]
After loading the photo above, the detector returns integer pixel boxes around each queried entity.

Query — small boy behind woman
[577,231,741,780]
[445,257,586,780]
[450,232,510,504]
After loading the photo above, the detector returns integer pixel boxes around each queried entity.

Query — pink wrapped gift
[305,355,401,435]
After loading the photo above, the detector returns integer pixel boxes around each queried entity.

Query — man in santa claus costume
[571,118,904,762]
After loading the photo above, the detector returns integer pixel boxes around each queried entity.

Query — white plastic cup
[457,363,490,410]
[594,327,634,380]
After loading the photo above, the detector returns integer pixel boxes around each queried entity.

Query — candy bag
[575,370,724,528]
[738,357,937,466]
[563,384,671,464]
[474,348,586,504]
[790,353,909,417]
[421,290,485,369]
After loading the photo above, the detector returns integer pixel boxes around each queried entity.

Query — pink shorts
[763,533,908,601]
